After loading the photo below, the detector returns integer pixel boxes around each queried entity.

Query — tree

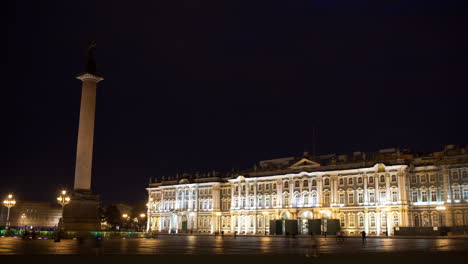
[104,205,122,231]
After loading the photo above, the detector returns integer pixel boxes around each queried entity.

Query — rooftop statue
[86,40,98,75]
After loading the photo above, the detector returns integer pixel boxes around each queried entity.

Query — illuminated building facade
[146,145,468,235]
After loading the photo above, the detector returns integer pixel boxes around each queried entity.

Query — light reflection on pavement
[0,236,467,255]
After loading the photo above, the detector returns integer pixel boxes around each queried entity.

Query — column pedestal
[63,190,101,231]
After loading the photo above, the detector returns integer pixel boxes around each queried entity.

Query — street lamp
[122,214,129,230]
[139,213,146,232]
[20,213,26,230]
[262,212,269,235]
[3,194,16,229]
[215,212,222,235]
[57,190,71,229]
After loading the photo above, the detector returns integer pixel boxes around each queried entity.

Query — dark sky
[4,0,468,206]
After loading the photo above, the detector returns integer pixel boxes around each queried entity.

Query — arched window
[324,178,330,186]
[380,175,385,183]
[455,211,463,226]
[294,192,301,207]
[303,192,309,205]
[393,213,399,227]
[348,178,353,185]
[324,191,330,206]
[391,175,397,182]
[368,176,374,184]
[272,195,277,207]
[294,180,300,188]
[430,188,437,202]
[414,214,420,227]
[348,191,354,204]
[391,188,398,202]
[431,212,439,227]
[283,192,289,206]
[339,192,345,204]
[453,185,461,200]
[358,214,364,227]
[421,189,428,202]
[369,189,375,203]
[422,213,430,227]
[284,181,289,189]
[311,192,317,205]
[381,214,387,227]
[358,177,363,184]
[303,180,308,187]
[348,213,355,227]
[370,214,376,227]
[312,179,317,186]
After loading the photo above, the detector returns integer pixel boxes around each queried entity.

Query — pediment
[290,158,320,169]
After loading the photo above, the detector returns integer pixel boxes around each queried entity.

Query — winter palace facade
[146,145,468,235]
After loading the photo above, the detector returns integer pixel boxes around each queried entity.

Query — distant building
[0,201,62,229]
[146,145,468,235]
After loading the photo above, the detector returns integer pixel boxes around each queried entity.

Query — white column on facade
[317,178,323,207]
[376,211,381,235]
[364,174,369,204]
[386,173,391,202]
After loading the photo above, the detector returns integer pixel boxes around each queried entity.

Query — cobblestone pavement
[0,235,467,255]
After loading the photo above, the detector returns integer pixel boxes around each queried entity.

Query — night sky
[4,0,468,206]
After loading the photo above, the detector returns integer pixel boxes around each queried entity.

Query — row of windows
[339,213,399,228]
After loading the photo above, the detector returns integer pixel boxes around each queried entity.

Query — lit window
[348,214,355,227]
[420,174,426,183]
[392,189,398,202]
[381,214,387,227]
[369,191,375,203]
[421,190,427,202]
[358,215,364,227]
[348,192,354,204]
[324,192,330,206]
[411,190,418,202]
[453,187,461,200]
[431,190,437,202]
[370,215,376,227]
[339,193,345,204]
[340,215,345,227]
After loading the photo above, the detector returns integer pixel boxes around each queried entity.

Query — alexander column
[63,41,103,231]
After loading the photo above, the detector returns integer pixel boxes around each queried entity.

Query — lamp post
[57,190,71,229]
[3,194,16,229]
[139,213,146,232]
[21,213,26,230]
[122,214,129,231]
[215,212,222,235]
[262,212,268,235]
